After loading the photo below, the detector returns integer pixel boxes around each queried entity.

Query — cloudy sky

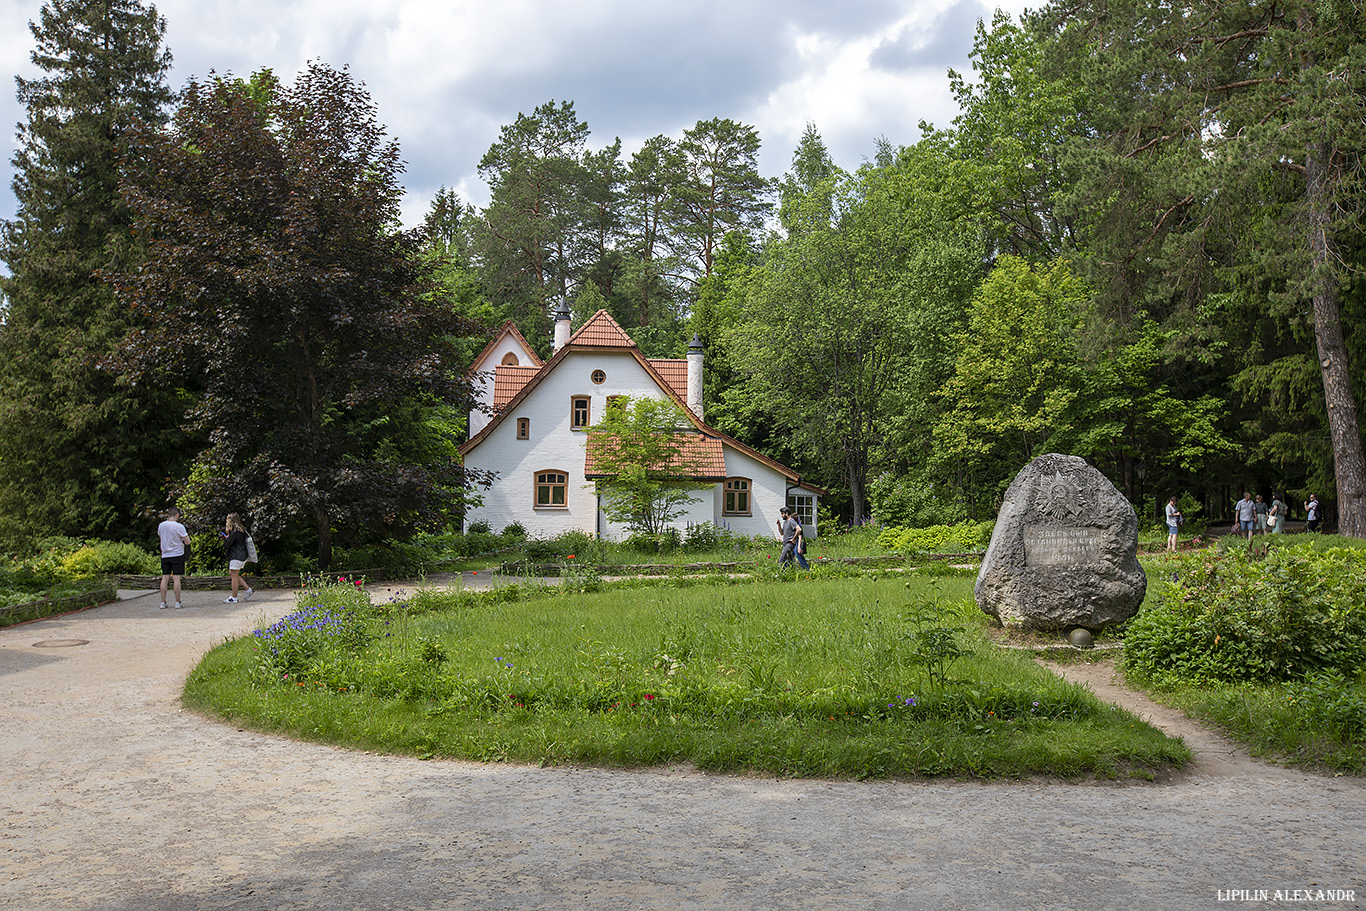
[1,0,1030,232]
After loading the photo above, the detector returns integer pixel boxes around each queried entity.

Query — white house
[459,308,821,541]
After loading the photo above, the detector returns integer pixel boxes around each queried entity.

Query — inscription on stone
[976,453,1146,631]
[1023,525,1103,567]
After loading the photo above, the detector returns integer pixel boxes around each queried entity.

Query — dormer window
[571,396,590,429]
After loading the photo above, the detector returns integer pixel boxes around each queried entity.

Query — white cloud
[1,0,1033,233]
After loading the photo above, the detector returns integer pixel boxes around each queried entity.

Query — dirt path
[1041,657,1262,778]
[1,589,1363,911]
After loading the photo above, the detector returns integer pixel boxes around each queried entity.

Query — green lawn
[184,572,1189,779]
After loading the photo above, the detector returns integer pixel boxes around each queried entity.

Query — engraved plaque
[1023,525,1103,567]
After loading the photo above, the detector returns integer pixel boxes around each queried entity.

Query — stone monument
[975,453,1146,631]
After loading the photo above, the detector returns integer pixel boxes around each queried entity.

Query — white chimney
[687,333,704,420]
[552,298,572,353]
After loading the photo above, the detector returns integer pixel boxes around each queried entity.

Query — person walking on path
[777,506,809,570]
[157,507,190,609]
[221,513,255,603]
[1306,494,1322,532]
[1253,495,1269,535]
[1234,492,1257,542]
[1268,493,1287,534]
[1165,497,1182,552]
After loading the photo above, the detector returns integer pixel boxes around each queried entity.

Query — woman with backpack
[221,513,255,603]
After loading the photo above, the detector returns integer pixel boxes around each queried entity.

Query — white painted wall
[469,333,538,437]
[464,349,678,537]
[464,346,819,542]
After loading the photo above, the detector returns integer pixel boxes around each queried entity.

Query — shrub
[876,521,994,554]
[624,529,680,553]
[1124,544,1366,686]
[58,540,159,577]
[501,521,527,539]
[467,520,492,534]
[683,521,729,551]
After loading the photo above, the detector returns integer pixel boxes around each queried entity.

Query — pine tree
[0,0,181,545]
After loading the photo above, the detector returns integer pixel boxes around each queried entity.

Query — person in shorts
[1235,492,1257,542]
[1165,496,1182,552]
[221,513,254,603]
[1306,494,1321,532]
[1254,495,1268,535]
[157,507,190,609]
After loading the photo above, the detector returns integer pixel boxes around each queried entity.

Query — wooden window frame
[723,477,752,516]
[516,417,530,440]
[591,369,606,385]
[534,469,569,509]
[571,395,590,429]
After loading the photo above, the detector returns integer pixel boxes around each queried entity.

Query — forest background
[2,0,1364,567]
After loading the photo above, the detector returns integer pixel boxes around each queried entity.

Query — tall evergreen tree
[1045,0,1366,535]
[676,118,773,283]
[475,100,590,350]
[0,0,179,546]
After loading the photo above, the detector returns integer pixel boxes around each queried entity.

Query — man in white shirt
[157,507,190,609]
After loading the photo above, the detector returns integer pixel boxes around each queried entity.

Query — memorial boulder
[975,453,1146,631]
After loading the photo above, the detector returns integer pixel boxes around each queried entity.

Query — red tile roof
[492,365,540,411]
[647,359,687,400]
[566,310,635,347]
[583,431,728,481]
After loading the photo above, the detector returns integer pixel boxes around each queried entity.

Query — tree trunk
[1305,141,1366,537]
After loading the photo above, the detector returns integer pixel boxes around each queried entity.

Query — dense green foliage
[1125,541,1366,686]
[0,536,140,620]
[876,522,995,555]
[4,0,1366,550]
[0,0,186,546]
[111,64,488,568]
[184,575,1188,778]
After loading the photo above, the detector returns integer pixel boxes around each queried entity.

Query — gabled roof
[584,431,728,481]
[459,309,822,492]
[492,365,540,410]
[470,320,543,372]
[566,310,636,348]
[647,359,687,401]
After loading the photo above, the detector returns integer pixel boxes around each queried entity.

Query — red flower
[644,694,654,700]
[567,554,575,560]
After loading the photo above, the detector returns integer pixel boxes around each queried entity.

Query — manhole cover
[32,639,89,648]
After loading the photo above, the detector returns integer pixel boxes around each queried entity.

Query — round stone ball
[1067,627,1095,649]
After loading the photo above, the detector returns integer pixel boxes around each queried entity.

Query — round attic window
[591,369,606,384]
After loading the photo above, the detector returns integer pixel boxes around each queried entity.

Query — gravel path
[1,587,1363,911]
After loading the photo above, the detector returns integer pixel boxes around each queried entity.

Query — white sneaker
[174,602,184,609]
[159,602,169,610]
[241,588,254,601]
[224,596,239,603]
